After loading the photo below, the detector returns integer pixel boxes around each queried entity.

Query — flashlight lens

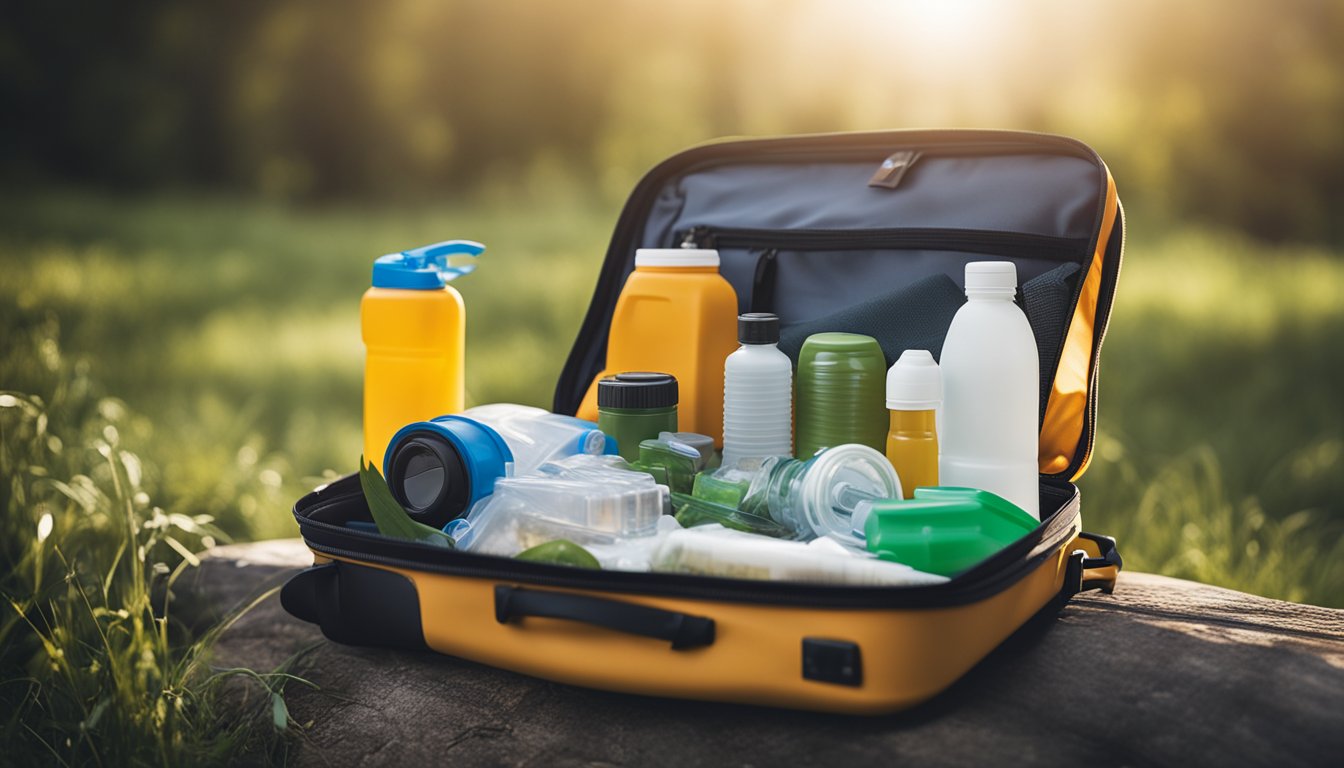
[400,445,445,510]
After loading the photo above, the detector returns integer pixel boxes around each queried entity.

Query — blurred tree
[1106,0,1344,243]
[1,0,1340,244]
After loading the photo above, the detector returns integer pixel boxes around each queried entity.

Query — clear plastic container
[383,405,615,529]
[649,525,948,586]
[449,455,667,557]
[683,444,902,547]
[462,404,613,476]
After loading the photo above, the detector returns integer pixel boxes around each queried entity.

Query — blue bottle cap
[372,240,485,289]
[542,413,620,458]
[382,415,513,529]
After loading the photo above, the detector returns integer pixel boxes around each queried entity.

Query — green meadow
[3,191,1341,599]
[2,190,1342,763]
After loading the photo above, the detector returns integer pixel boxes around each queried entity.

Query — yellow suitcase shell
[283,476,1119,715]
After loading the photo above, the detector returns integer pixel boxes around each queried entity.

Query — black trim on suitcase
[291,473,1090,610]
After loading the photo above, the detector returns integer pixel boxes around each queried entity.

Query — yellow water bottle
[361,240,484,472]
[884,349,942,498]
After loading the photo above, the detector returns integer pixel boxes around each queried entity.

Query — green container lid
[861,487,1039,576]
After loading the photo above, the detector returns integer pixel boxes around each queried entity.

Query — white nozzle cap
[964,261,1018,296]
[636,248,720,269]
[886,349,942,410]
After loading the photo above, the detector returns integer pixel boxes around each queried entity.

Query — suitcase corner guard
[281,561,428,650]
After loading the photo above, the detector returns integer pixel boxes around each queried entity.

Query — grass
[1,189,1342,762]
[1,189,609,540]
[0,336,302,764]
[1078,227,1344,603]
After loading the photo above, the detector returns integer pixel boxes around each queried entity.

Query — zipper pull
[868,150,921,189]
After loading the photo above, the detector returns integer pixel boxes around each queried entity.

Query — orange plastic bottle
[575,249,739,445]
[361,240,483,471]
[884,349,942,498]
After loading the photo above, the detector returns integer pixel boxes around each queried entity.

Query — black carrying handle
[494,585,715,650]
[1060,531,1123,599]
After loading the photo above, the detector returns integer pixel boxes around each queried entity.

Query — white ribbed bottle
[938,262,1041,519]
[721,313,794,468]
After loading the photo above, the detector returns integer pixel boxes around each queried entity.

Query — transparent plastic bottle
[722,313,793,467]
[382,405,615,529]
[462,404,613,476]
[677,443,902,547]
[938,262,1040,519]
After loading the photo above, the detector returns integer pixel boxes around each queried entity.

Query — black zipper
[293,474,1082,610]
[677,225,1087,262]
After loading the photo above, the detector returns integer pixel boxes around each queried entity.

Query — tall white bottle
[721,313,793,467]
[938,262,1040,519]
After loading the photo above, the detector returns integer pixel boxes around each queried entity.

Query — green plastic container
[795,333,887,459]
[596,372,679,462]
[861,487,1039,576]
[627,434,706,495]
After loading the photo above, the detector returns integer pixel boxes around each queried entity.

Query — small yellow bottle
[361,240,483,472]
[884,349,942,499]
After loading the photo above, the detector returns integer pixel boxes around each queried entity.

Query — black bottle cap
[738,312,780,344]
[385,431,470,528]
[597,372,678,409]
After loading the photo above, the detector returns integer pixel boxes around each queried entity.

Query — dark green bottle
[596,372,679,462]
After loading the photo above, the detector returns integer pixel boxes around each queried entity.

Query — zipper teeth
[681,226,1085,257]
[1074,200,1126,477]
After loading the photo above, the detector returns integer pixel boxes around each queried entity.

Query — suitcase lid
[555,130,1123,481]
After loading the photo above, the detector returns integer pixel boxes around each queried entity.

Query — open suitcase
[282,129,1125,715]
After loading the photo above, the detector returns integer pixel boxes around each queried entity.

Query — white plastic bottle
[721,313,793,468]
[938,262,1040,519]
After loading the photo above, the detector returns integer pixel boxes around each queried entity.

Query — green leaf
[271,692,289,732]
[515,540,601,569]
[359,458,455,548]
[83,697,109,732]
